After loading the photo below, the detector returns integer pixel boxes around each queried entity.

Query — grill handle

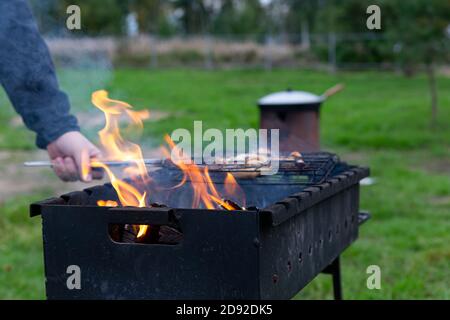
[107,207,177,225]
[30,197,66,217]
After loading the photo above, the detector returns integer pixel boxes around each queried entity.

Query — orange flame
[92,90,246,240]
[97,200,119,207]
[91,90,149,238]
[163,134,243,210]
[209,195,235,210]
[224,172,246,207]
[92,90,150,182]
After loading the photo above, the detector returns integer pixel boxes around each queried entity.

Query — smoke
[50,42,114,144]
[30,1,115,143]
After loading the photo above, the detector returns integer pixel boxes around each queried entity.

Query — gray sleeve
[0,0,79,149]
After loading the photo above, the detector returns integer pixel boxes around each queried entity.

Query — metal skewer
[24,153,305,171]
[24,159,166,168]
[24,158,305,173]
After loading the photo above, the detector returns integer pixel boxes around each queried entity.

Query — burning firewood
[104,200,181,244]
[158,226,183,244]
[121,224,183,245]
[209,196,244,210]
[149,202,167,208]
[122,224,138,243]
[108,224,122,242]
[221,199,244,210]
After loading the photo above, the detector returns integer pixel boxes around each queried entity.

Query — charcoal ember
[135,225,159,244]
[150,202,168,208]
[158,225,183,244]
[122,224,138,243]
[109,224,122,242]
[221,199,244,210]
[112,207,182,244]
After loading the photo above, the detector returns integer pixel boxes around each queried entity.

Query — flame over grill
[91,90,244,238]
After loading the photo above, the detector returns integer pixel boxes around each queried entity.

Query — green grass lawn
[0,69,449,299]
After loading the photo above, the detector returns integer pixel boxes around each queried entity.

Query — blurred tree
[383,0,450,127]
[58,0,127,35]
[311,1,392,67]
[284,0,321,47]
[313,0,391,35]
[129,0,159,33]
[171,0,208,34]
[129,0,176,35]
[212,0,267,37]
[318,0,449,126]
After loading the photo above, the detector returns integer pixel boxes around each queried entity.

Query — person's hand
[47,131,102,182]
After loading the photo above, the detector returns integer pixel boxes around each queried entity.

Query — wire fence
[46,32,439,72]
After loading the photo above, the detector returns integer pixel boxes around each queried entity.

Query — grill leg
[331,257,342,300]
[323,256,343,300]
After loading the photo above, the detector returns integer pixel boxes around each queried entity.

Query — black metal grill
[30,153,369,300]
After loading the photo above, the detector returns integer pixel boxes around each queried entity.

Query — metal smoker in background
[258,84,344,152]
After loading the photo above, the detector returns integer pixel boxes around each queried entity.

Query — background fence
[46,33,414,72]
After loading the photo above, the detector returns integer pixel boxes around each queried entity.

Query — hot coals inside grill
[31,152,369,299]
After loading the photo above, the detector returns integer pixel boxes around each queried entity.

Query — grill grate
[276,152,341,184]
[232,152,341,185]
[151,152,341,186]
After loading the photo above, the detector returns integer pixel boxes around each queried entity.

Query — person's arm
[0,0,100,181]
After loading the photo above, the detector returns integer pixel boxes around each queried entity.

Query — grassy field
[0,69,449,299]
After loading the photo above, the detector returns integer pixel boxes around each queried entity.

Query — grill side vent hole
[272,274,279,284]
